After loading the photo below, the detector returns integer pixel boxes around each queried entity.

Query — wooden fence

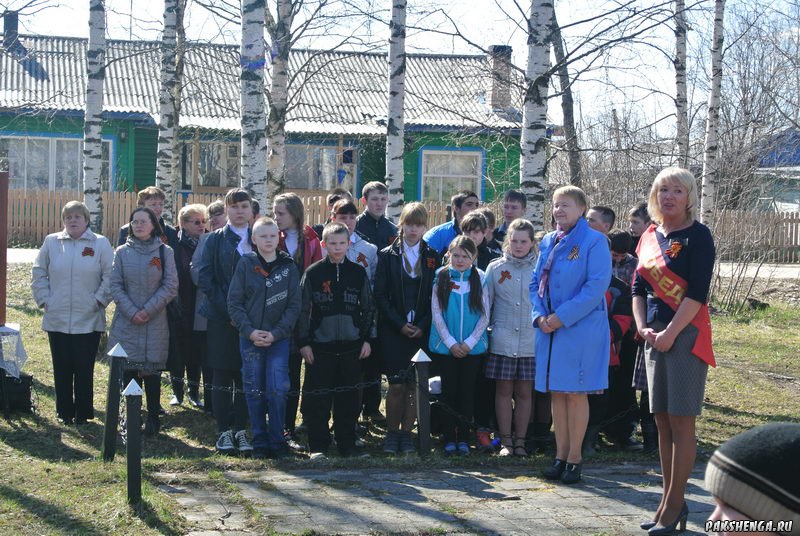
[713,209,800,263]
[6,190,458,247]
[9,191,796,262]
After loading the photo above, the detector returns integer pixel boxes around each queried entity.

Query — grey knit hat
[705,423,800,534]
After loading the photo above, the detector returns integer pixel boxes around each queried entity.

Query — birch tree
[551,11,581,187]
[519,0,553,230]
[385,0,406,221]
[240,0,268,203]
[674,0,689,166]
[265,0,292,201]
[83,0,105,231]
[701,0,726,226]
[156,0,181,221]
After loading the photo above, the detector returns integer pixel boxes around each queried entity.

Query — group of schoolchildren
[121,181,655,461]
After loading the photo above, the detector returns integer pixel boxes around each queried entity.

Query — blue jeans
[240,337,290,450]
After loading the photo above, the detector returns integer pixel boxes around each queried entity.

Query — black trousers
[122,370,161,415]
[170,328,204,400]
[212,368,248,434]
[606,343,639,439]
[285,351,303,432]
[359,338,382,416]
[434,353,484,444]
[47,331,101,421]
[301,343,361,455]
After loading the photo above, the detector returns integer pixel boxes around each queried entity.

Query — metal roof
[0,35,522,135]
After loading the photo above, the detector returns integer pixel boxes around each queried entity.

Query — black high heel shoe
[640,520,657,530]
[561,462,583,484]
[542,458,566,480]
[648,503,688,535]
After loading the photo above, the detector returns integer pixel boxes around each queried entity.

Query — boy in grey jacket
[228,217,301,459]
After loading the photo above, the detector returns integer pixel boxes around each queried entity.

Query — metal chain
[157,368,414,398]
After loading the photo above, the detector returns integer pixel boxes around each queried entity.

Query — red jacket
[279,225,322,273]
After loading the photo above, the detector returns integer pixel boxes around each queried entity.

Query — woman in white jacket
[32,201,113,425]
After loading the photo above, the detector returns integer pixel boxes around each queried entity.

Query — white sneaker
[216,430,235,454]
[308,452,327,460]
[235,430,253,454]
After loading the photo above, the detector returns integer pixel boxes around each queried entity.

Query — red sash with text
[636,225,715,367]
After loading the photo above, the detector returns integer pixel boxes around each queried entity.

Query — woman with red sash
[632,167,715,535]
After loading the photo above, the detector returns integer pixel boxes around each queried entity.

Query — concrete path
[157,462,715,535]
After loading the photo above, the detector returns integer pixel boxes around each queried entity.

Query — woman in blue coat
[530,186,612,484]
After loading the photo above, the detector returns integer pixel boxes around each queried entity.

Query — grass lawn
[1,263,799,534]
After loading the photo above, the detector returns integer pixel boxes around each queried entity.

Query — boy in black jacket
[297,223,375,458]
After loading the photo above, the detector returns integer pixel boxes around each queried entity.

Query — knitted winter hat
[705,423,800,532]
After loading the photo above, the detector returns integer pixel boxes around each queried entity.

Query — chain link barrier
[116,360,642,452]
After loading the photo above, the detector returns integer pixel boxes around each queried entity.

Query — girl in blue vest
[429,236,490,456]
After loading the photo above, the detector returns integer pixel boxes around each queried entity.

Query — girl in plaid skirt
[484,219,538,456]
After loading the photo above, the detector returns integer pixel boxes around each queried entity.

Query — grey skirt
[645,321,708,416]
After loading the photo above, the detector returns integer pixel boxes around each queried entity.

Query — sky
[3,0,715,134]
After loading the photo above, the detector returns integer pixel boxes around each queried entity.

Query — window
[0,136,112,191]
[285,145,356,193]
[182,141,240,190]
[420,149,483,202]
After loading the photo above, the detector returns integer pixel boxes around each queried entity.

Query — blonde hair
[647,167,698,224]
[61,200,90,224]
[399,202,428,228]
[179,203,207,224]
[252,216,278,232]
[552,185,588,210]
[398,202,428,245]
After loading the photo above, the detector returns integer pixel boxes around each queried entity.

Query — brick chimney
[3,11,19,50]
[488,45,512,111]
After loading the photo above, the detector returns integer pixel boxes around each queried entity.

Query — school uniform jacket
[374,239,440,335]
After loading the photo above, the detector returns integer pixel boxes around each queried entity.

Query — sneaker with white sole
[308,452,327,460]
[216,430,235,454]
[235,430,253,455]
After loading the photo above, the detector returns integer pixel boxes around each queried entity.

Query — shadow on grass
[0,483,105,535]
[0,414,95,461]
[130,497,184,536]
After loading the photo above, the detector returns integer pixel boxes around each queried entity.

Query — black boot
[582,425,602,459]
[642,422,658,454]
